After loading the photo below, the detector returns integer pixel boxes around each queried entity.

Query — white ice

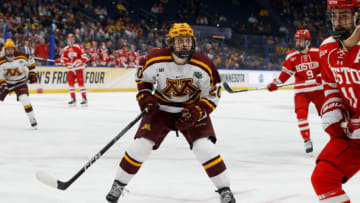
[1,90,359,203]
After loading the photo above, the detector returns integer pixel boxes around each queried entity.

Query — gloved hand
[315,74,322,85]
[28,72,37,84]
[176,104,205,131]
[73,59,84,67]
[0,82,8,94]
[267,82,278,91]
[343,118,360,139]
[136,91,159,113]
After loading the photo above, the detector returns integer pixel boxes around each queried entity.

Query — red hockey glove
[176,104,205,131]
[267,82,278,91]
[315,74,322,85]
[321,100,346,138]
[343,117,360,139]
[0,81,9,94]
[28,72,37,84]
[136,91,159,113]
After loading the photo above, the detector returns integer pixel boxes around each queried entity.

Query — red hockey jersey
[277,47,322,93]
[61,43,89,70]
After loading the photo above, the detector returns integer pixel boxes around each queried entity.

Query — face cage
[5,47,15,58]
[295,39,311,51]
[327,8,358,41]
[170,36,196,60]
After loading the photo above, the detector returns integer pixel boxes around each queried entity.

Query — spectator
[34,38,49,65]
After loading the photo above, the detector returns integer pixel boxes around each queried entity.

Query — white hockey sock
[18,94,35,122]
[115,138,154,184]
[192,137,230,189]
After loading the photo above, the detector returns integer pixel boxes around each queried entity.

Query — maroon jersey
[277,47,322,93]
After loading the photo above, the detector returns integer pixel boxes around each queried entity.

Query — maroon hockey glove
[176,104,205,131]
[267,82,278,91]
[28,72,37,84]
[0,82,9,94]
[136,91,159,113]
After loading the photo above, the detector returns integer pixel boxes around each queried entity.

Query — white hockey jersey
[0,53,36,85]
[136,48,221,114]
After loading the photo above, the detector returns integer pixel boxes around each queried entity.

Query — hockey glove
[176,103,205,131]
[315,74,322,85]
[29,72,37,84]
[344,117,360,139]
[267,82,278,91]
[0,81,9,94]
[73,59,84,68]
[136,91,159,113]
[321,100,346,138]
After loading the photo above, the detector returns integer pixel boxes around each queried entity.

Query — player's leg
[106,111,171,203]
[294,93,312,153]
[67,71,76,105]
[15,84,37,128]
[311,137,360,202]
[183,117,235,203]
[75,69,87,106]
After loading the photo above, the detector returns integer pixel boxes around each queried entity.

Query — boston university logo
[162,78,197,99]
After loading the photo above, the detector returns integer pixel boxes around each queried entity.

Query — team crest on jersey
[162,78,197,99]
[302,55,310,62]
[159,67,164,72]
[5,67,22,77]
[194,71,202,79]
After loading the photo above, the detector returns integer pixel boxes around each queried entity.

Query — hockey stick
[222,81,307,94]
[36,109,147,190]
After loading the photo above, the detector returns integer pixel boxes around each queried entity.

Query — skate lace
[220,191,234,203]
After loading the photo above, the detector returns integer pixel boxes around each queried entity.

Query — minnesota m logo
[162,78,197,99]
[5,68,22,77]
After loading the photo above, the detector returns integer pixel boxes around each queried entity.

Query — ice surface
[1,90,359,203]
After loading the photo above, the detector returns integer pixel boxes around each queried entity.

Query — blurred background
[0,0,327,70]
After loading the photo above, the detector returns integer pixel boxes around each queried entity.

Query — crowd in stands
[0,0,327,70]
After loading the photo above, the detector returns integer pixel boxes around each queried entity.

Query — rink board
[27,66,291,93]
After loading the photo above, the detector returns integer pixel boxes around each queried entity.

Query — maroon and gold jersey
[277,47,322,93]
[0,52,36,85]
[135,48,221,114]
[320,36,360,141]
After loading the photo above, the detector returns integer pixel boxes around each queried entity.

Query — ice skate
[30,117,38,130]
[80,98,88,107]
[68,98,76,106]
[216,187,236,203]
[106,180,126,203]
[304,139,313,154]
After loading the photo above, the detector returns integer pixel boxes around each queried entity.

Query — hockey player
[60,33,89,106]
[0,39,38,128]
[267,29,325,155]
[106,23,236,203]
[311,0,360,202]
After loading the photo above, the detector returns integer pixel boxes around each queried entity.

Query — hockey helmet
[327,0,360,41]
[3,39,16,58]
[67,33,75,45]
[167,23,196,60]
[294,29,311,39]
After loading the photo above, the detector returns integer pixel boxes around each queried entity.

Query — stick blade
[36,171,58,189]
[222,82,234,93]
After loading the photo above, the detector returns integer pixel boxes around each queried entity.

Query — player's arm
[135,56,158,113]
[0,66,8,93]
[319,49,346,137]
[176,61,221,131]
[27,55,37,84]
[267,53,294,91]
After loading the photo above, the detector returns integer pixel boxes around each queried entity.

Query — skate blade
[68,103,76,107]
[80,103,88,107]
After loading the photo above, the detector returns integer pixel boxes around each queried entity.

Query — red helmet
[294,29,311,40]
[67,33,75,39]
[328,0,360,9]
